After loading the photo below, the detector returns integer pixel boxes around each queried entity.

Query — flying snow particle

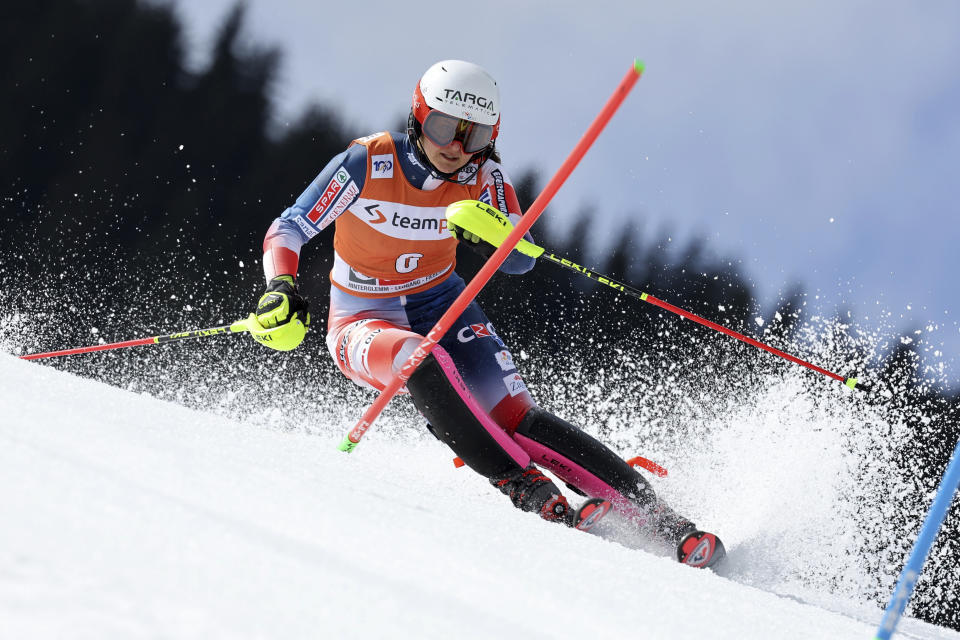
[754,317,764,327]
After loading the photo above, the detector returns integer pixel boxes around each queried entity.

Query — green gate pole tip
[845,377,858,390]
[633,59,645,74]
[337,436,357,453]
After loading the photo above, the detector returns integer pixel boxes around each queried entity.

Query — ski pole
[536,250,866,391]
[337,59,647,453]
[19,315,263,360]
[875,435,960,639]
[445,198,866,392]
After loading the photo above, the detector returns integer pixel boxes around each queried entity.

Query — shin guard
[514,408,693,541]
[406,346,532,479]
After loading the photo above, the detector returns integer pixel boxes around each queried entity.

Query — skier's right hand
[249,275,310,351]
[256,275,309,327]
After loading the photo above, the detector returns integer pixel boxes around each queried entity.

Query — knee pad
[326,318,420,391]
[407,346,530,478]
[513,408,657,508]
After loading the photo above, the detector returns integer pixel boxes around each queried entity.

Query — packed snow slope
[0,353,955,640]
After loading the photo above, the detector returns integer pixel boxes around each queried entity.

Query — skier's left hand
[450,222,497,258]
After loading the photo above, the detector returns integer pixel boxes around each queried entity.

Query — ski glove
[251,275,310,351]
[450,223,497,258]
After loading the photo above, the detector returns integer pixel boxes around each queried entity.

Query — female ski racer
[251,60,724,568]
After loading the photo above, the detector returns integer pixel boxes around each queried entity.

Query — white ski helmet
[410,60,501,155]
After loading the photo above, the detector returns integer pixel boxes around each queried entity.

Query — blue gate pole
[875,435,960,639]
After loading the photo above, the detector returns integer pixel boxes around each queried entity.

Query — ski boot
[491,464,570,522]
[491,466,613,533]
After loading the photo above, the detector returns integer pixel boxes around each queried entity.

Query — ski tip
[569,497,612,532]
[677,531,726,569]
[633,59,645,75]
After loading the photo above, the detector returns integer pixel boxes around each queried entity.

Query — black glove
[255,275,310,328]
[450,223,497,258]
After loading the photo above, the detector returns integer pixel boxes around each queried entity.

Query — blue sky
[167,0,960,385]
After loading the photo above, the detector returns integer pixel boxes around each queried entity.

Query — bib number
[395,253,423,274]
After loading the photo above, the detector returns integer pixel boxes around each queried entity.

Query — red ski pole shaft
[641,293,849,383]
[19,318,256,360]
[337,60,646,452]
[538,251,865,391]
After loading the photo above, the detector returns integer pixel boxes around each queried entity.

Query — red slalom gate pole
[337,60,646,452]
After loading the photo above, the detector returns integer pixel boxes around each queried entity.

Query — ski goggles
[421,111,495,154]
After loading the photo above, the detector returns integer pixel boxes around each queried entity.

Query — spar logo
[307,168,351,223]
